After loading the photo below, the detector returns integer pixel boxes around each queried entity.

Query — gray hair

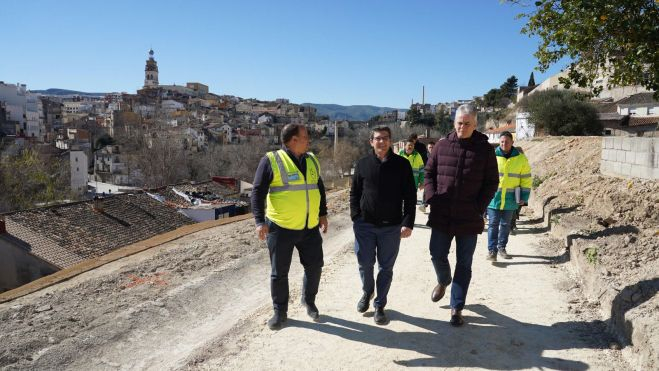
[455,104,478,121]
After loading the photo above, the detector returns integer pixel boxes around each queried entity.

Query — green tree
[500,75,518,102]
[483,88,501,109]
[510,0,659,97]
[0,148,70,212]
[368,114,382,123]
[419,112,435,128]
[518,90,602,136]
[434,107,453,135]
[95,133,115,150]
[405,105,421,125]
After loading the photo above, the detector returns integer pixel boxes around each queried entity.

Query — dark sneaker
[486,251,497,262]
[498,249,511,259]
[450,309,464,327]
[374,307,387,325]
[301,298,320,320]
[357,292,374,313]
[267,311,287,330]
[431,283,447,302]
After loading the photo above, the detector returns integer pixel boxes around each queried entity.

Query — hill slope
[31,88,107,97]
[306,103,405,121]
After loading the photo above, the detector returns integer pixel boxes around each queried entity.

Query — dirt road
[190,206,625,370]
[0,191,626,370]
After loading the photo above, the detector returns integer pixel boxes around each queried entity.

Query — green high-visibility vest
[266,149,321,230]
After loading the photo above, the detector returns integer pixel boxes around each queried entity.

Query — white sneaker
[418,205,426,213]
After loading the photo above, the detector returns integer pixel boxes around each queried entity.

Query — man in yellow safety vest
[399,139,425,189]
[251,124,329,330]
[486,131,532,261]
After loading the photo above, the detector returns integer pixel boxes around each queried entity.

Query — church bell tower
[144,49,159,88]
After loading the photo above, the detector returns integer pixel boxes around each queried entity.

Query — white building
[161,99,185,112]
[515,112,535,140]
[0,82,45,140]
[70,150,89,194]
[617,93,659,117]
[25,94,44,140]
[0,82,27,124]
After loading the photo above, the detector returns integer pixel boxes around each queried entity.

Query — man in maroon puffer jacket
[423,104,499,327]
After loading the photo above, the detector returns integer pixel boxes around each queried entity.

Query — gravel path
[0,190,626,370]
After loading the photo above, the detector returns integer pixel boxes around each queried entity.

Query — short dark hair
[500,131,514,140]
[428,141,435,146]
[407,133,418,141]
[281,124,305,144]
[370,126,391,140]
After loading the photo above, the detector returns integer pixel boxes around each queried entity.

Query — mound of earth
[520,136,658,370]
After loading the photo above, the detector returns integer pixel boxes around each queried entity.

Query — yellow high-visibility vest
[488,147,532,210]
[266,149,321,230]
[398,149,425,187]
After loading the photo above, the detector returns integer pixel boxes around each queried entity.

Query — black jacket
[350,148,416,228]
[415,141,428,164]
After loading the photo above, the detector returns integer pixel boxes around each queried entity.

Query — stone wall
[600,137,658,180]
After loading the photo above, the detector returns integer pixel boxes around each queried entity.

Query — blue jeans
[353,219,401,308]
[487,208,516,253]
[429,229,478,311]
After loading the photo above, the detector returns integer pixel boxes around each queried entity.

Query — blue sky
[1,0,567,108]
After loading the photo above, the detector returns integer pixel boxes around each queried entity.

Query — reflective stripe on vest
[266,150,321,230]
[499,172,531,178]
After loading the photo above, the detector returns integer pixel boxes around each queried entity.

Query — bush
[532,175,545,189]
[519,90,602,136]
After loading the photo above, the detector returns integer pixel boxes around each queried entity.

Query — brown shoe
[431,283,447,302]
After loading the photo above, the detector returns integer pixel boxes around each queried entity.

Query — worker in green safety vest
[398,139,425,189]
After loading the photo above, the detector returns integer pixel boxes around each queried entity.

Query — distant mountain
[305,103,406,121]
[31,88,107,97]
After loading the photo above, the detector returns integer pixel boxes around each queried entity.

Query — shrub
[519,90,602,136]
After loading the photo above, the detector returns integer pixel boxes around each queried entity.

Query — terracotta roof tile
[628,116,659,127]
[617,93,658,106]
[486,123,516,134]
[5,193,194,268]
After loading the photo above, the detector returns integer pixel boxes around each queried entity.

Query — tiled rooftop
[5,193,194,269]
[150,180,242,208]
[486,123,516,134]
[628,116,659,127]
[617,93,658,106]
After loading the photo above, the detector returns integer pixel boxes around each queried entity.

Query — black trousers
[266,220,324,313]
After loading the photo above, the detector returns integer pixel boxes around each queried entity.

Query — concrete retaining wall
[600,137,659,180]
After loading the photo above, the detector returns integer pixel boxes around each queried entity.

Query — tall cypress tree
[528,72,536,86]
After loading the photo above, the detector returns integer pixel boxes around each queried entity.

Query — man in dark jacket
[409,133,428,164]
[350,126,416,325]
[423,104,499,327]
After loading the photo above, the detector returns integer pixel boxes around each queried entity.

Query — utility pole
[333,119,338,161]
